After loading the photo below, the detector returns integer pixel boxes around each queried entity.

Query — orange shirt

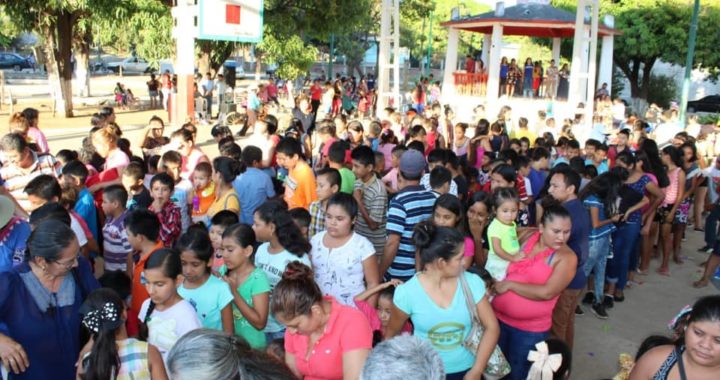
[128,241,163,336]
[284,161,317,210]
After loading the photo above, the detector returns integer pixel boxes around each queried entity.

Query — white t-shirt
[70,214,88,247]
[653,122,682,147]
[254,243,311,332]
[172,178,193,232]
[703,165,720,204]
[310,231,375,306]
[138,299,201,362]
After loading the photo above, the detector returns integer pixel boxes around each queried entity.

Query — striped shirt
[354,176,387,255]
[0,151,60,211]
[103,209,132,271]
[386,185,435,280]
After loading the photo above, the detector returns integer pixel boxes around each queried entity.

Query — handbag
[459,273,511,378]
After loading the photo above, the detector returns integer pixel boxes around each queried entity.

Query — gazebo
[440,1,621,109]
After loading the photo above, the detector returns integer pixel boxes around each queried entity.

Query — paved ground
[1,77,718,378]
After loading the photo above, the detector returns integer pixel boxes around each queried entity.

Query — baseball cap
[399,150,426,178]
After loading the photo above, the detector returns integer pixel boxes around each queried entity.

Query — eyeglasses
[53,253,80,269]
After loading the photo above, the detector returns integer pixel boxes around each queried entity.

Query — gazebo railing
[453,72,488,97]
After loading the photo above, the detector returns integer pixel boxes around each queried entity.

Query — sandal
[657,268,671,276]
[693,280,709,288]
[673,256,685,265]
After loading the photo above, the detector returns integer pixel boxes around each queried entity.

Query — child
[144,155,160,189]
[486,188,522,280]
[314,120,338,170]
[276,137,317,210]
[161,150,193,232]
[307,168,341,238]
[209,210,239,276]
[148,173,182,247]
[289,207,311,238]
[124,208,163,338]
[421,149,458,196]
[366,121,382,151]
[122,162,153,210]
[579,171,624,319]
[374,151,385,175]
[191,162,216,225]
[62,160,99,242]
[353,280,411,346]
[431,194,476,269]
[177,227,234,333]
[351,146,388,259]
[382,145,406,195]
[266,339,285,362]
[101,184,132,272]
[327,140,356,194]
[233,145,276,225]
[79,288,166,379]
[429,166,452,197]
[252,200,311,341]
[139,248,202,361]
[526,339,572,380]
[220,223,271,349]
[586,143,609,175]
[377,129,397,170]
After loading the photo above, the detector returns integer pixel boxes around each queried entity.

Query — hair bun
[282,262,313,282]
[412,221,435,250]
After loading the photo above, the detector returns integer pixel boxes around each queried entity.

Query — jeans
[607,222,641,290]
[584,234,611,304]
[204,95,213,118]
[705,203,720,248]
[446,370,469,380]
[265,330,285,343]
[498,321,549,380]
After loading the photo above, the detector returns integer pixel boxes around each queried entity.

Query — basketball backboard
[198,0,264,43]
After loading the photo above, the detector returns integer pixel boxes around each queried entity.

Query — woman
[87,125,130,194]
[492,205,577,380]
[522,58,534,98]
[272,262,372,380]
[637,139,670,274]
[291,94,314,138]
[138,115,170,159]
[499,57,509,97]
[412,83,426,115]
[387,221,499,380]
[167,329,296,380]
[206,156,241,219]
[466,191,492,268]
[673,142,702,262]
[629,295,720,379]
[171,127,210,180]
[310,193,380,306]
[557,64,570,100]
[0,219,99,379]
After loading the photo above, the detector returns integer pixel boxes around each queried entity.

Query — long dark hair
[80,288,125,380]
[639,139,669,188]
[579,167,628,217]
[413,221,464,268]
[140,248,182,339]
[255,200,311,257]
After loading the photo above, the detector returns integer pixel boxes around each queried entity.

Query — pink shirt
[663,167,681,206]
[382,167,399,192]
[377,143,395,170]
[355,299,412,334]
[181,148,209,180]
[463,236,475,257]
[285,297,372,380]
[491,232,559,332]
[27,127,49,154]
[104,148,129,171]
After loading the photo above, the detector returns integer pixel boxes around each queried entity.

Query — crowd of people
[0,74,719,380]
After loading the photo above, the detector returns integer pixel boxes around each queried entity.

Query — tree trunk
[197,42,211,78]
[41,10,75,117]
[39,19,63,117]
[73,26,92,97]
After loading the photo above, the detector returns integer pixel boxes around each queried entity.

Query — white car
[106,56,152,74]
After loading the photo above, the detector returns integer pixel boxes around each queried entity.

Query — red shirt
[128,241,163,336]
[149,201,182,247]
[285,297,372,380]
[310,84,323,101]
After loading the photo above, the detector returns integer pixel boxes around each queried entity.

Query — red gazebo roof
[441,3,621,38]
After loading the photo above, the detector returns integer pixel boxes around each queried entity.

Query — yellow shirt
[511,128,537,143]
[207,188,240,218]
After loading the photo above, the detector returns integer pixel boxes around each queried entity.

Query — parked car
[687,95,720,113]
[0,53,32,71]
[106,56,152,74]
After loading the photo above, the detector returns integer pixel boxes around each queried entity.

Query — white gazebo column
[481,34,491,65]
[486,23,503,100]
[597,35,614,95]
[442,27,460,100]
[552,37,561,64]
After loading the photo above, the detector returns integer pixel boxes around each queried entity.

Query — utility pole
[679,0,700,126]
[426,12,433,77]
[328,34,335,80]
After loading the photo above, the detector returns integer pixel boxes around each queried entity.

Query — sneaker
[581,292,595,305]
[591,303,609,319]
[603,295,614,309]
[698,245,710,252]
[575,305,585,316]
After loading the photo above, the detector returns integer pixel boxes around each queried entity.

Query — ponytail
[79,289,124,380]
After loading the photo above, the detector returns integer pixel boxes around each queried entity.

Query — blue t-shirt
[584,158,609,175]
[394,271,486,373]
[178,274,234,331]
[583,194,616,239]
[74,188,99,240]
[233,167,276,225]
[563,198,590,289]
[0,218,31,273]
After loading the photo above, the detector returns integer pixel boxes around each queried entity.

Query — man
[200,72,214,120]
[239,83,261,136]
[215,73,226,119]
[595,82,609,99]
[380,150,436,281]
[547,165,590,349]
[0,133,60,213]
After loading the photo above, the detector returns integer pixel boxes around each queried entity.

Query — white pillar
[568,1,588,107]
[442,27,460,100]
[598,35,614,95]
[552,38,561,64]
[585,1,600,125]
[486,23,503,100]
[172,0,196,125]
[481,34,491,65]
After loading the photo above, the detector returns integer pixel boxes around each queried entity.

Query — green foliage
[697,113,719,125]
[646,74,677,109]
[258,31,317,80]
